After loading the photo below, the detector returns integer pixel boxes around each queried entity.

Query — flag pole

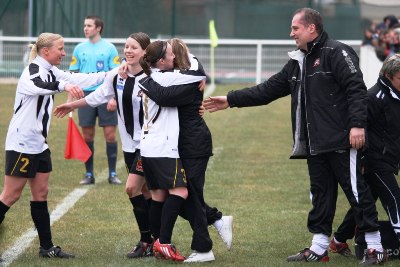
[207,20,218,97]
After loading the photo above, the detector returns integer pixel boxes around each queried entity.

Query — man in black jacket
[330,53,400,259]
[203,7,386,265]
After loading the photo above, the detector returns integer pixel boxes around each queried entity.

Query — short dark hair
[293,8,324,35]
[85,15,104,35]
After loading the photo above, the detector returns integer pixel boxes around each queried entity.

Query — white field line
[1,159,125,266]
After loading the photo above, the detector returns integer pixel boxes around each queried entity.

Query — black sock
[0,201,10,225]
[149,200,164,241]
[159,195,185,244]
[85,141,94,175]
[130,195,152,243]
[106,142,117,176]
[146,198,152,209]
[31,201,53,249]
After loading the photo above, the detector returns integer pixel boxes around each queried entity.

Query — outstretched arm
[54,98,88,118]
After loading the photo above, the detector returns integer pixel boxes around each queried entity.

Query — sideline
[1,159,125,266]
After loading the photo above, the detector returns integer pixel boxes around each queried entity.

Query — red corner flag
[64,115,92,162]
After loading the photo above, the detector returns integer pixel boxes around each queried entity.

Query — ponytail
[139,55,152,76]
[28,43,38,63]
[28,32,63,63]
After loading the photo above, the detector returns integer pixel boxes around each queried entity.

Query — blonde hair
[168,38,190,70]
[28,32,63,63]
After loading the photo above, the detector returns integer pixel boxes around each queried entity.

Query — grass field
[0,82,398,267]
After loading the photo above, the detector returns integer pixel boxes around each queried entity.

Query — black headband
[156,41,167,62]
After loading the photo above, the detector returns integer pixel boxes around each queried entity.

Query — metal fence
[0,36,361,84]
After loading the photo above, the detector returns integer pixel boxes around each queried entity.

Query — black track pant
[179,157,222,252]
[307,149,379,236]
[334,170,400,242]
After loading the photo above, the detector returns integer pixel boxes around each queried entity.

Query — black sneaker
[127,241,154,258]
[359,248,387,266]
[39,246,75,258]
[80,174,95,185]
[287,248,329,262]
[108,174,121,184]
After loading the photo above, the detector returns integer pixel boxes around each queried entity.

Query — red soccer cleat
[153,239,185,262]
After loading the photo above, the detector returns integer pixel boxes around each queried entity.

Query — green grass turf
[0,82,398,266]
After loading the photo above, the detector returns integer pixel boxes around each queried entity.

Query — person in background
[69,15,121,185]
[329,53,400,258]
[203,7,386,265]
[0,32,107,259]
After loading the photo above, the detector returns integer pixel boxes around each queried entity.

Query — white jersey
[5,56,106,154]
[139,69,205,158]
[85,67,146,152]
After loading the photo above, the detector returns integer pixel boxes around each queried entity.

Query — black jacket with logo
[365,76,400,174]
[227,32,367,158]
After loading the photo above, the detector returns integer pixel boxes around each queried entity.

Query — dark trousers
[335,170,400,242]
[179,157,222,252]
[307,149,379,236]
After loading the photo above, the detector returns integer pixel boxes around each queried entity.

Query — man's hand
[64,84,84,99]
[107,98,117,111]
[118,61,128,79]
[203,96,229,113]
[349,127,365,150]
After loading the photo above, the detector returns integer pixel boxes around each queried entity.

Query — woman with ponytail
[0,32,107,259]
[137,40,207,262]
[54,32,155,259]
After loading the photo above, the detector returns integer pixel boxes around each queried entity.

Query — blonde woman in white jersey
[0,32,107,259]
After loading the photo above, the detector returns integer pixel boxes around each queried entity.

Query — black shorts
[5,149,52,178]
[123,150,144,176]
[142,157,187,190]
[78,91,118,127]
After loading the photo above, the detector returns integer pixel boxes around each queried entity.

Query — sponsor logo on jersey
[96,60,104,71]
[70,56,77,66]
[116,76,125,90]
[113,56,120,65]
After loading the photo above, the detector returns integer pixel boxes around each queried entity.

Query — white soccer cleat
[184,250,215,263]
[215,215,233,250]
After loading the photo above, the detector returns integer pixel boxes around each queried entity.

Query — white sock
[213,219,223,231]
[365,231,384,252]
[310,233,329,255]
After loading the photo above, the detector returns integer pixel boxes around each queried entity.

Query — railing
[0,36,362,84]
